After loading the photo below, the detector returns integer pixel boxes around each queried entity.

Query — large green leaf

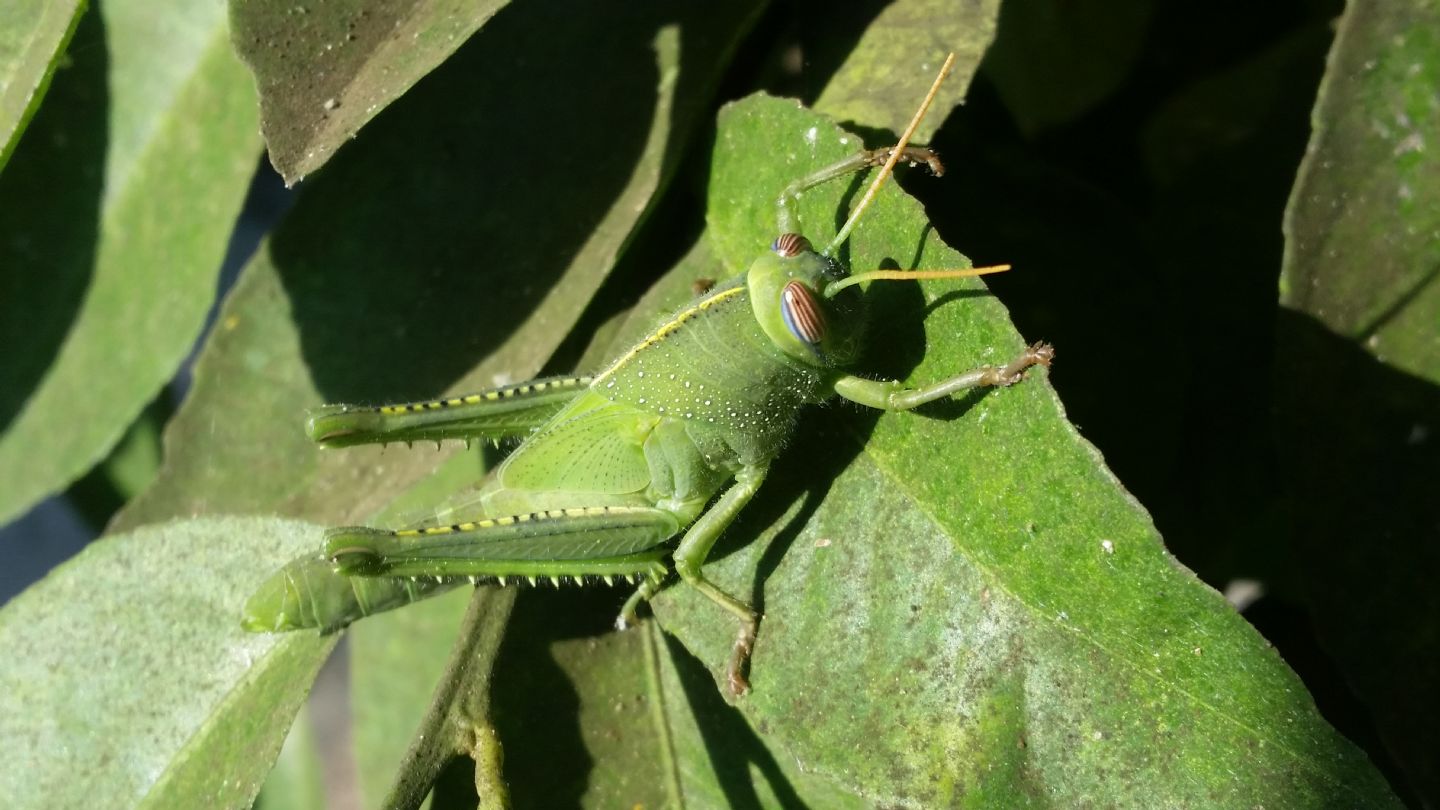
[1276,0,1440,801]
[0,0,85,170]
[229,0,510,184]
[0,0,260,528]
[0,516,333,810]
[631,94,1399,806]
[1279,0,1439,371]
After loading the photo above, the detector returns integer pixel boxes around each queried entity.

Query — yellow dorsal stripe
[375,376,592,415]
[593,285,748,385]
[391,506,655,536]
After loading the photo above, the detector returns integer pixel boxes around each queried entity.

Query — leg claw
[990,341,1055,386]
[725,625,757,698]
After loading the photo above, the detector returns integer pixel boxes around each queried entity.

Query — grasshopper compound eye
[780,280,827,346]
[771,233,812,257]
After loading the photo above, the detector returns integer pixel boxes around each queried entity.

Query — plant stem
[380,586,517,810]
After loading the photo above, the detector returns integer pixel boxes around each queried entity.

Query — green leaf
[1276,0,1440,801]
[811,0,999,142]
[643,94,1400,806]
[0,0,260,528]
[0,0,85,171]
[1280,0,1440,371]
[0,516,334,810]
[229,0,511,184]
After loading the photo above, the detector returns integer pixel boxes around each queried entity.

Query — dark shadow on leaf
[908,222,935,270]
[490,587,610,809]
[1356,262,1440,344]
[911,387,990,422]
[275,0,663,403]
[550,2,773,365]
[922,288,993,318]
[742,413,875,622]
[69,394,171,532]
[0,10,106,433]
[725,0,891,111]
[1273,309,1439,806]
[664,632,808,809]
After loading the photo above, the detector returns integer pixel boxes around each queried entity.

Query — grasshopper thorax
[747,233,864,368]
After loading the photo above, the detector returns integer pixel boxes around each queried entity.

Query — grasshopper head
[746,232,866,368]
[746,231,1013,370]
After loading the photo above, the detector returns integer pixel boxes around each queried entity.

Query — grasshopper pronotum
[243,53,1053,696]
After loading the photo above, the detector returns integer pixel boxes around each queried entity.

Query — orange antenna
[822,52,956,257]
[824,263,1011,298]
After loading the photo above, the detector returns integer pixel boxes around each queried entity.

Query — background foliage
[0,0,1434,807]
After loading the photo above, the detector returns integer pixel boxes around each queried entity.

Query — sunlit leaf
[0,517,333,809]
[0,0,259,528]
[0,0,85,170]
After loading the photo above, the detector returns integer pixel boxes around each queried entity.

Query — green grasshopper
[243,55,1053,695]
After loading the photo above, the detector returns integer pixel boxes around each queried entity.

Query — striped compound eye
[780,280,827,346]
[770,233,812,258]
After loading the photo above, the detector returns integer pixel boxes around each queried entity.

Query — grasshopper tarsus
[983,341,1055,388]
[725,622,758,697]
[860,145,943,177]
